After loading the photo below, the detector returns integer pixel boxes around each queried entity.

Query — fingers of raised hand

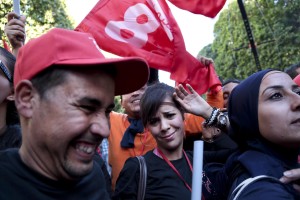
[175,85,188,99]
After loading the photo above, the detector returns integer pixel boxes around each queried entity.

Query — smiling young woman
[113,82,236,200]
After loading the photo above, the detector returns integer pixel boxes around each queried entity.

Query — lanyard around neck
[156,148,193,192]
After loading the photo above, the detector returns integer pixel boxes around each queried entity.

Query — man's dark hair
[222,78,241,87]
[31,65,117,99]
[284,62,300,79]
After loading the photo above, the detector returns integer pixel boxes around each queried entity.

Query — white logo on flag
[105,3,160,48]
[148,0,173,41]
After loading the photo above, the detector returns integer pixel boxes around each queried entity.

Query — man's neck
[127,112,141,119]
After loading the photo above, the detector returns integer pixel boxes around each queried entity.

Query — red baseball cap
[294,74,300,86]
[14,28,149,95]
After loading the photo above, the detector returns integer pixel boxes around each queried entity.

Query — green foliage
[198,44,216,61]
[113,96,124,113]
[0,0,74,45]
[0,1,125,114]
[199,0,300,80]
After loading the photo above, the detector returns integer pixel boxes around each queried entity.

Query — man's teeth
[76,144,94,154]
[132,99,140,103]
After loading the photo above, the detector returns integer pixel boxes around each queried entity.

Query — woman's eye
[149,118,159,126]
[223,94,229,100]
[269,92,282,100]
[166,113,175,118]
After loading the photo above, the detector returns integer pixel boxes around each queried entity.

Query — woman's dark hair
[0,47,16,85]
[140,82,183,126]
[0,47,19,125]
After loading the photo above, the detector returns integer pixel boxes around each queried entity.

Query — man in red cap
[0,28,149,199]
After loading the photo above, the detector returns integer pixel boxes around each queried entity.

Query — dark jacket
[0,124,22,150]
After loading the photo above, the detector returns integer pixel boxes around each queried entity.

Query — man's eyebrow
[78,97,102,106]
[78,97,115,109]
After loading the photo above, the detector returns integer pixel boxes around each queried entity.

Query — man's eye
[105,109,113,117]
[80,105,96,112]
[295,89,300,96]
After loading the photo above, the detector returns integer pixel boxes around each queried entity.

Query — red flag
[168,0,226,17]
[2,38,11,52]
[75,0,223,94]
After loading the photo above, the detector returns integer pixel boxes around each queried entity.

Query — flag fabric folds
[75,0,224,94]
[168,0,226,17]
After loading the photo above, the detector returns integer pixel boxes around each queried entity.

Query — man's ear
[14,80,37,118]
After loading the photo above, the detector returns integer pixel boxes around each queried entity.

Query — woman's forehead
[261,71,291,86]
[259,71,295,95]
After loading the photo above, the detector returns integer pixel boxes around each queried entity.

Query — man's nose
[89,113,110,138]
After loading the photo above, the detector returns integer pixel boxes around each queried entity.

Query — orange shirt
[108,90,223,189]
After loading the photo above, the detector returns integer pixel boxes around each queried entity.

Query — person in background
[0,47,21,150]
[0,12,25,150]
[284,62,300,79]
[222,78,241,108]
[0,28,149,199]
[293,74,300,86]
[113,82,223,199]
[4,12,26,57]
[200,78,240,163]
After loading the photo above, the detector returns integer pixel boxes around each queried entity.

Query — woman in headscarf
[225,69,300,199]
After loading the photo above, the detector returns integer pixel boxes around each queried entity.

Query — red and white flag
[75,0,225,94]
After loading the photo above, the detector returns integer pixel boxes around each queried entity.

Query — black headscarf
[228,69,273,150]
[228,69,298,166]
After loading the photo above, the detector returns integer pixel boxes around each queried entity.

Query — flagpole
[13,0,21,16]
[191,140,204,200]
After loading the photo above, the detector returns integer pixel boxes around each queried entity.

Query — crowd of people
[1,11,300,200]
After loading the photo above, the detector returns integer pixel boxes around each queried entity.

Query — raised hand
[197,55,214,67]
[4,12,26,56]
[174,84,213,119]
